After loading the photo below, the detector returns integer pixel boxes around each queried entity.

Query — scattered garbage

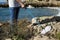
[32,17,40,25]
[40,26,52,35]
[27,5,34,8]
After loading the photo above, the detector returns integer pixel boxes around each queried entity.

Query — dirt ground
[28,16,60,40]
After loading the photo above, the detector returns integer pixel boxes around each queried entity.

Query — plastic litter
[32,17,40,24]
[40,26,51,35]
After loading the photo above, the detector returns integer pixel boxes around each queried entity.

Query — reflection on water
[0,7,59,22]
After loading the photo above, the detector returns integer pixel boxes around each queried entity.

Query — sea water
[0,7,59,22]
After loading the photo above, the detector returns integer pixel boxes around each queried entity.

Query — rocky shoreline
[0,4,8,7]
[0,16,60,40]
[0,1,60,7]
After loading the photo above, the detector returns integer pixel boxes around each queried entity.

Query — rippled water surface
[0,7,58,22]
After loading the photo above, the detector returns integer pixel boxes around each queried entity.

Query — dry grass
[0,19,32,40]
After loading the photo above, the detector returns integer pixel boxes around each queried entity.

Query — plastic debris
[40,26,52,35]
[32,17,40,24]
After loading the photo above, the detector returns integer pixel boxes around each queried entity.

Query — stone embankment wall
[0,0,60,7]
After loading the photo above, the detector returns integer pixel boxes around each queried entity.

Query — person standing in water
[8,0,24,25]
[8,0,25,37]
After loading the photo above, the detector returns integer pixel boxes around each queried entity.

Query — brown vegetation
[0,17,60,40]
[0,19,33,40]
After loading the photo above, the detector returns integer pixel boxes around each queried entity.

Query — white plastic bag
[41,26,51,35]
